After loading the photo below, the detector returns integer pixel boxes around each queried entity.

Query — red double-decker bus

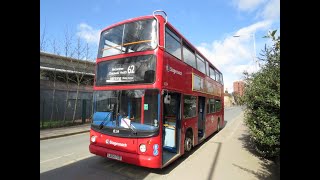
[89,10,224,168]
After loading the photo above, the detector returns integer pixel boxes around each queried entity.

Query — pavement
[40,123,91,140]
[160,111,280,180]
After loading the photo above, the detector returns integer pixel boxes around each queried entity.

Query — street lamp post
[233,33,258,70]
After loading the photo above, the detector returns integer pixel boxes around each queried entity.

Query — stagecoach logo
[105,139,127,147]
[166,65,182,75]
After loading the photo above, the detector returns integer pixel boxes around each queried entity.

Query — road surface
[41,106,277,180]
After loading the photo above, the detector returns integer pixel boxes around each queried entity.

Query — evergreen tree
[242,30,280,158]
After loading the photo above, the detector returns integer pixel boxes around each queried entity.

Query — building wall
[224,94,235,108]
[40,52,95,73]
[40,87,93,121]
[40,79,93,92]
[40,52,95,123]
[40,80,94,122]
[233,81,245,96]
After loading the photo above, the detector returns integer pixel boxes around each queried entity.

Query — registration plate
[107,153,122,161]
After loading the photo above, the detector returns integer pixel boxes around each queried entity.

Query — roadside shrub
[242,30,280,158]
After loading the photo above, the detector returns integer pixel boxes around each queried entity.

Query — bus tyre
[184,132,193,152]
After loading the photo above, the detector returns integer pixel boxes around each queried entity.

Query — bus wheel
[184,131,193,152]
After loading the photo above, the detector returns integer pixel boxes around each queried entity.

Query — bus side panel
[214,84,224,131]
[214,109,224,131]
[205,113,214,136]
[181,117,198,147]
[180,125,185,155]
[213,114,219,132]
[162,53,193,94]
[221,85,225,127]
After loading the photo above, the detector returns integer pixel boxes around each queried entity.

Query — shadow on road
[149,130,223,176]
[223,121,228,128]
[206,142,222,180]
[40,131,224,180]
[237,133,280,180]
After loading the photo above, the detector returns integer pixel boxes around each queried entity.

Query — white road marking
[40,153,74,163]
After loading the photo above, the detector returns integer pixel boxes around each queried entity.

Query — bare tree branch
[71,37,90,122]
[40,23,48,51]
[50,38,61,55]
[64,27,75,58]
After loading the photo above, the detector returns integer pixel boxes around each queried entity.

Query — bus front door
[162,92,181,165]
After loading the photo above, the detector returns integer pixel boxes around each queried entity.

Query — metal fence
[40,89,93,129]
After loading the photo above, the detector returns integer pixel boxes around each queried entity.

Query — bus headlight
[91,135,97,143]
[139,144,147,152]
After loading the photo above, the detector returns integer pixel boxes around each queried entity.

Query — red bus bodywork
[89,14,224,169]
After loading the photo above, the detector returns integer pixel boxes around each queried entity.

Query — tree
[40,23,48,52]
[70,37,91,123]
[50,38,61,55]
[242,30,280,158]
[63,27,75,58]
[59,31,93,123]
[40,25,95,124]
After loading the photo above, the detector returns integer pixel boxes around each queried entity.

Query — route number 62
[127,65,135,74]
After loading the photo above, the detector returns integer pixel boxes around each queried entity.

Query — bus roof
[100,15,155,33]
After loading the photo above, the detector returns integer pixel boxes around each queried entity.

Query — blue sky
[40,0,280,93]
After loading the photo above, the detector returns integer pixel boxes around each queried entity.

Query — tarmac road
[40,106,279,180]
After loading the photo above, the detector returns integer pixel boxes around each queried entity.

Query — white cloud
[196,20,271,93]
[232,0,279,22]
[260,0,280,20]
[235,20,272,35]
[221,62,258,93]
[76,23,100,44]
[232,0,266,11]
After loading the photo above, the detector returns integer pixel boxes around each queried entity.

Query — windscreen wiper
[99,112,112,130]
[121,118,137,135]
[129,124,137,135]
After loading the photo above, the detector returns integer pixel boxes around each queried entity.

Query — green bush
[242,30,280,158]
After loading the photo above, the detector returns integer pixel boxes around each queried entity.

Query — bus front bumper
[89,144,161,168]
